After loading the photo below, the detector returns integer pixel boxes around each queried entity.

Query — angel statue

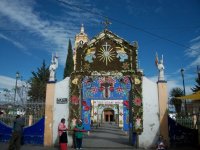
[49,53,58,82]
[155,53,165,81]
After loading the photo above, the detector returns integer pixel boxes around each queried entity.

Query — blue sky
[0,0,199,95]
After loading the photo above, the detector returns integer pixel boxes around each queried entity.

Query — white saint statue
[49,53,58,82]
[155,53,165,81]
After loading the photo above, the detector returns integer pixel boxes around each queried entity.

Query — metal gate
[0,102,45,145]
[168,116,198,147]
[0,117,44,144]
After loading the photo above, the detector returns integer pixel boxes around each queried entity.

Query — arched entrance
[69,27,144,147]
[91,100,123,126]
[104,108,114,122]
[81,76,131,131]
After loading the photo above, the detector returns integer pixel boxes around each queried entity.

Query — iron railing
[0,102,45,127]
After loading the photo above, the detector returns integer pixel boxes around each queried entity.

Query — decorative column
[44,83,55,146]
[93,101,98,123]
[157,80,169,145]
[119,103,123,128]
[155,53,169,144]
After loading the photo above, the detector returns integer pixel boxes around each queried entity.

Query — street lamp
[180,68,187,114]
[14,72,20,105]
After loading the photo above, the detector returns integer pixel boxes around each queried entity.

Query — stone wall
[139,77,160,148]
[52,77,70,146]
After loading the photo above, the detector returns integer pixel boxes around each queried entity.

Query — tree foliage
[28,60,49,102]
[191,74,200,93]
[63,39,74,78]
[170,87,184,114]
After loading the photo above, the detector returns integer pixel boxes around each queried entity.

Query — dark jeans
[75,138,82,149]
[72,133,76,148]
[8,132,22,150]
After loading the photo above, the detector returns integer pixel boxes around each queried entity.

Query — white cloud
[148,75,193,95]
[0,1,63,63]
[0,33,31,55]
[185,36,200,68]
[0,75,27,92]
[0,0,103,91]
[0,0,101,65]
[190,36,200,42]
[189,56,200,67]
[0,76,16,90]
[0,0,68,65]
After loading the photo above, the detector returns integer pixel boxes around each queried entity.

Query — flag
[155,52,158,66]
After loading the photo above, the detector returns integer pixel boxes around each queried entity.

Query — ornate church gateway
[69,25,143,133]
[43,25,169,148]
[81,76,131,131]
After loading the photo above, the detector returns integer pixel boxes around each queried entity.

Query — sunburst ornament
[84,63,90,70]
[122,62,129,70]
[97,42,115,66]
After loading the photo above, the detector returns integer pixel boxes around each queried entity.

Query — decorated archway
[69,29,143,135]
[92,100,123,127]
[81,75,131,131]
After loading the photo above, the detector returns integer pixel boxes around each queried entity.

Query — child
[74,119,86,149]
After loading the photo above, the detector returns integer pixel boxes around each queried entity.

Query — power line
[57,0,199,53]
[1,25,199,31]
[0,28,99,31]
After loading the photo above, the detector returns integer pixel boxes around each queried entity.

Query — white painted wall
[52,77,70,146]
[50,76,161,149]
[139,76,160,149]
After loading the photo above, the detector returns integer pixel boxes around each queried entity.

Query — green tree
[191,74,200,93]
[28,60,49,102]
[170,87,184,115]
[64,39,74,78]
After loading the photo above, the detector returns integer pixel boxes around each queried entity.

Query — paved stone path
[83,122,133,150]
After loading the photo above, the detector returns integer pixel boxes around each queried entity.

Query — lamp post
[180,69,187,114]
[14,72,20,105]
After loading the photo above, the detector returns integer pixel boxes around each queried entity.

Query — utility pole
[180,69,187,114]
[14,72,20,105]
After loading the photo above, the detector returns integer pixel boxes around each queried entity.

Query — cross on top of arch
[102,18,112,29]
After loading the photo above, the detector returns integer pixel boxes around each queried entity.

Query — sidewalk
[0,142,199,150]
[0,143,58,150]
[1,122,199,150]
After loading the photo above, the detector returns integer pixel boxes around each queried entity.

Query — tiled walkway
[83,122,133,150]
[0,122,199,150]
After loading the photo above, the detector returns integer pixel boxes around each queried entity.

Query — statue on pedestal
[155,53,165,81]
[49,53,58,82]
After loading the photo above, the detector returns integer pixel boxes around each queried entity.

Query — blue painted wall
[81,76,131,131]
[0,117,44,145]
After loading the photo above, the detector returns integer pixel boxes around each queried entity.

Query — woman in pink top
[58,118,68,150]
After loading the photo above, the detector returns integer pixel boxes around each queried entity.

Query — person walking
[58,118,68,150]
[8,115,25,150]
[70,118,77,149]
[74,119,85,150]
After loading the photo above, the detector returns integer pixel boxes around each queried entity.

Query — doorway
[104,109,114,122]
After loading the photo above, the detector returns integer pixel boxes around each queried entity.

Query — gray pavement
[0,142,199,150]
[0,122,199,150]
[83,122,133,150]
